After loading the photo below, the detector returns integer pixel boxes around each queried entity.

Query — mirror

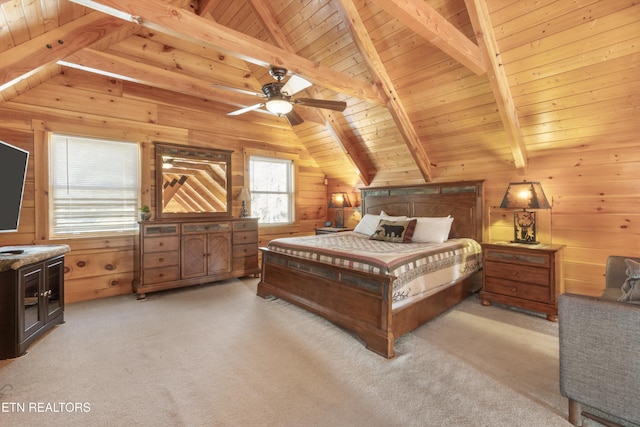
[155,143,232,219]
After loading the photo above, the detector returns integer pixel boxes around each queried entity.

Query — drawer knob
[159,242,164,247]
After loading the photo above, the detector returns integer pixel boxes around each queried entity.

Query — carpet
[0,277,579,426]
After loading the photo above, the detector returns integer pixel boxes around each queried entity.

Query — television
[0,140,29,233]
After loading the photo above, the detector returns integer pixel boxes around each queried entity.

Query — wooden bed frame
[257,181,484,358]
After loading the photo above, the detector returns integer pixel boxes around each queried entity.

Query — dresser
[480,242,565,321]
[133,218,259,299]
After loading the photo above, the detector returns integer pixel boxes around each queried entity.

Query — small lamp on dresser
[237,188,251,218]
[328,192,352,228]
[500,181,551,244]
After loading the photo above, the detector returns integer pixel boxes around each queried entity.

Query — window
[49,134,140,237]
[249,156,294,224]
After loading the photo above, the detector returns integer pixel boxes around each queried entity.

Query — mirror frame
[154,142,233,220]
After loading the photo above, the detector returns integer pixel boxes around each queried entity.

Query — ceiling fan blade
[281,75,312,96]
[285,109,304,126]
[294,98,347,112]
[228,103,265,116]
[212,84,264,98]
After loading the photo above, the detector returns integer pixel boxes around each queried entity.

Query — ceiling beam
[69,0,387,106]
[370,0,487,76]
[60,48,259,108]
[464,0,528,170]
[337,0,433,182]
[0,12,126,90]
[247,0,374,186]
[196,0,217,17]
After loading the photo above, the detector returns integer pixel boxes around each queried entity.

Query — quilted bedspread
[267,232,482,306]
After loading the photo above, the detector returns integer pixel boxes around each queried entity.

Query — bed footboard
[257,247,397,358]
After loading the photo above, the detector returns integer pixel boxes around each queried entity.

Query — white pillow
[411,216,454,243]
[380,210,407,221]
[353,214,381,236]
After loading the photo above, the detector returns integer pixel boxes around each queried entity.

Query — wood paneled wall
[0,69,328,303]
[0,67,638,302]
[334,144,640,298]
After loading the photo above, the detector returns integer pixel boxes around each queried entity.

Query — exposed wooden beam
[60,48,259,108]
[247,0,374,186]
[69,0,387,106]
[0,12,126,90]
[370,0,487,76]
[337,0,433,182]
[197,0,217,17]
[464,0,528,170]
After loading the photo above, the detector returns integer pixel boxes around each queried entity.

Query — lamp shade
[328,192,352,208]
[499,181,550,210]
[237,188,251,201]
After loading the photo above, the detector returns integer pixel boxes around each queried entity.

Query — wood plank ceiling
[0,0,638,187]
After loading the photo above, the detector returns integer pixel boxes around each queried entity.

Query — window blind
[50,135,139,237]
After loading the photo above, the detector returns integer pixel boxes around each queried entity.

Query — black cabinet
[0,255,65,359]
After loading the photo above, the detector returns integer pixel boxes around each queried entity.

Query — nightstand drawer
[484,277,551,304]
[485,249,550,268]
[484,260,550,287]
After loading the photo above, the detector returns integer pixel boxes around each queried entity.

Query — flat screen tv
[0,140,29,233]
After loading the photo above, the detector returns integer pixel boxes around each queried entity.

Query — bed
[257,181,484,358]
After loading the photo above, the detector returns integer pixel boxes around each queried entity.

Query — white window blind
[249,156,294,224]
[50,134,139,237]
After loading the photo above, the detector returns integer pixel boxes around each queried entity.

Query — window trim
[243,148,300,229]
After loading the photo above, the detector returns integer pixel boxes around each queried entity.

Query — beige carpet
[0,278,581,426]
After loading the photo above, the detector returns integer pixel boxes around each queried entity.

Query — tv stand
[0,245,69,359]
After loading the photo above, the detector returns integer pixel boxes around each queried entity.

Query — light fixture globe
[265,96,293,115]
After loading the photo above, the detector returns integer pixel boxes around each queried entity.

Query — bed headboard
[360,181,484,242]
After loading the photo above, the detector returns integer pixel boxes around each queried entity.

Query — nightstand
[480,242,565,321]
[315,227,354,235]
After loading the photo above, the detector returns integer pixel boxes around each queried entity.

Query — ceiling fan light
[265,98,293,115]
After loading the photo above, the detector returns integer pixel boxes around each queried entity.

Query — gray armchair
[558,256,640,427]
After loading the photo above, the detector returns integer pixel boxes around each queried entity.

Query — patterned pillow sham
[370,219,417,243]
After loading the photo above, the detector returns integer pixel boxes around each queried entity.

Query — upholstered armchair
[558,256,640,426]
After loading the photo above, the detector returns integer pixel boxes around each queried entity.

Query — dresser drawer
[234,230,258,245]
[484,249,550,268]
[484,277,551,304]
[144,236,180,253]
[144,266,180,284]
[233,256,259,271]
[484,260,550,287]
[182,222,231,234]
[143,252,180,269]
[233,243,258,258]
[143,224,179,236]
[233,220,258,231]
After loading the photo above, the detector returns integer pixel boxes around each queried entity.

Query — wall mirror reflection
[155,143,232,219]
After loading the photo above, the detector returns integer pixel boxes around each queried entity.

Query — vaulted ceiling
[1,0,638,187]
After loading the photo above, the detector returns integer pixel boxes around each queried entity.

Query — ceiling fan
[223,67,347,126]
